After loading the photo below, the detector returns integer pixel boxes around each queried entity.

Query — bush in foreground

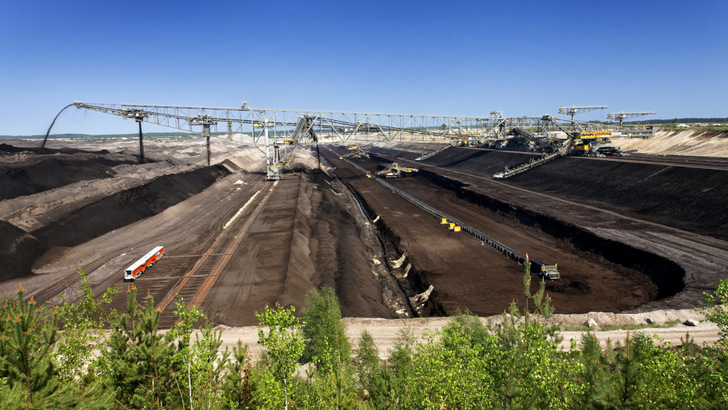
[0,273,727,408]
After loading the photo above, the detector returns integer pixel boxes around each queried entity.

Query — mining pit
[1,133,727,327]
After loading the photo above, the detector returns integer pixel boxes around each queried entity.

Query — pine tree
[0,285,58,406]
[222,340,253,409]
[99,286,179,408]
[0,285,114,408]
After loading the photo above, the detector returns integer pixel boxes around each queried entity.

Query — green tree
[400,322,495,408]
[99,286,180,408]
[354,330,379,387]
[301,285,351,374]
[570,332,616,408]
[699,277,728,348]
[0,287,58,406]
[480,257,571,408]
[0,285,113,408]
[168,297,229,409]
[55,268,118,380]
[256,303,305,410]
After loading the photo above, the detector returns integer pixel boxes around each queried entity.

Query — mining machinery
[376,162,419,178]
[607,111,656,126]
[68,102,315,180]
[558,106,608,122]
[569,131,625,156]
[54,102,647,182]
[341,144,370,159]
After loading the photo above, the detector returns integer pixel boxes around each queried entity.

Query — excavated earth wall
[303,170,400,318]
[0,163,230,281]
[31,166,229,248]
[417,169,685,299]
[369,144,728,311]
[377,146,728,242]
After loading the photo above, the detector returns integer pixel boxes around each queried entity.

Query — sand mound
[613,129,728,157]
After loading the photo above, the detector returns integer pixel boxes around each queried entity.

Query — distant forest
[629,117,728,125]
[3,118,727,139]
[0,132,198,140]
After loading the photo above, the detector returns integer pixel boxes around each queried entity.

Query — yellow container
[449,222,455,230]
[454,226,461,232]
[441,218,448,224]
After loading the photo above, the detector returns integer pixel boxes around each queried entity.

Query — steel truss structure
[69,102,629,179]
[73,102,610,145]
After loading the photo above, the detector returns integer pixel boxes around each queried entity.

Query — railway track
[104,180,277,328]
[153,181,278,328]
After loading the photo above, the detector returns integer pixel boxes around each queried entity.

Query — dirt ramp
[0,221,48,281]
[32,166,229,247]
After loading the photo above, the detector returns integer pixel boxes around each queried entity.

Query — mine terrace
[1,103,727,330]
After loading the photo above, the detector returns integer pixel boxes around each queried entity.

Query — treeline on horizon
[0,132,197,140]
[596,117,728,125]
[2,266,728,409]
[3,118,727,140]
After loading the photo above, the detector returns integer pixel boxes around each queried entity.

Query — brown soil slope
[0,221,48,281]
[199,170,400,326]
[375,146,728,241]
[325,149,671,316]
[32,166,229,247]
[0,143,135,200]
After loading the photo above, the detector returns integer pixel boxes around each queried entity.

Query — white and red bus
[123,246,164,282]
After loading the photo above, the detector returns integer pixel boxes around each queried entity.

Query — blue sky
[1,0,726,135]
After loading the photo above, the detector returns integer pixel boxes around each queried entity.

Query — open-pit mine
[2,105,727,329]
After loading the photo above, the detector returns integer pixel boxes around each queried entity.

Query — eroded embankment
[338,179,445,318]
[0,144,136,200]
[305,170,404,318]
[506,157,728,241]
[31,165,229,247]
[0,221,48,281]
[406,146,728,241]
[418,169,685,300]
[612,129,728,157]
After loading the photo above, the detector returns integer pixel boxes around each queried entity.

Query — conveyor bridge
[493,116,574,179]
[415,143,455,161]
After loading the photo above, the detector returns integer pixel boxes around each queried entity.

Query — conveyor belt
[337,152,527,265]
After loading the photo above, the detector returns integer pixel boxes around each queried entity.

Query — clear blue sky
[1,0,726,135]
